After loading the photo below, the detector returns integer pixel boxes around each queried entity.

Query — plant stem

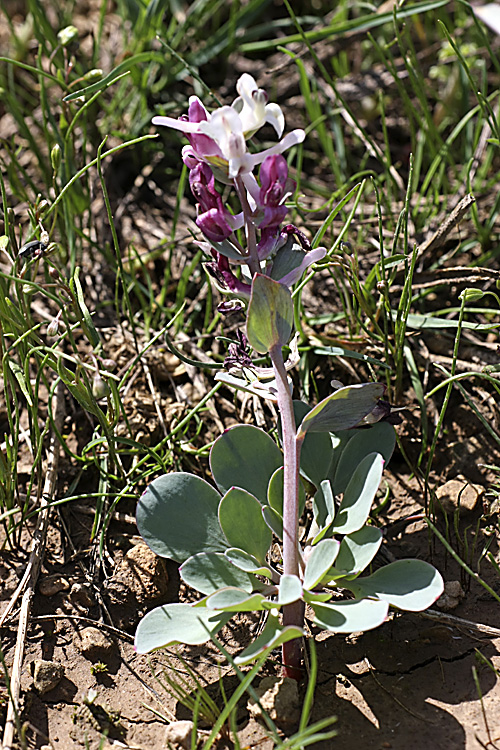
[269,343,304,679]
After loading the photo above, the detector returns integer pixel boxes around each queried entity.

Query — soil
[2,2,500,748]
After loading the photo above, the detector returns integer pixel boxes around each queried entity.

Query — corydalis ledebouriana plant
[136,74,443,680]
[153,73,326,299]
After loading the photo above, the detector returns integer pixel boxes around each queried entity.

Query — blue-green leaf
[218,488,272,563]
[205,587,268,612]
[262,505,283,539]
[136,473,227,563]
[234,613,305,666]
[180,552,255,595]
[225,548,274,579]
[210,424,282,504]
[331,422,395,495]
[332,453,383,534]
[135,603,230,653]
[303,539,340,591]
[311,598,389,633]
[346,560,444,611]
[274,574,303,605]
[325,525,383,581]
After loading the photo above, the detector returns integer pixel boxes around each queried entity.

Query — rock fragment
[164,720,196,749]
[78,627,115,659]
[435,477,484,514]
[32,659,64,694]
[38,574,70,596]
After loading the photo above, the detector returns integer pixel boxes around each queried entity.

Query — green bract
[135,415,444,661]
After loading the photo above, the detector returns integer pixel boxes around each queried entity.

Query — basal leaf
[303,539,340,591]
[219,488,272,563]
[331,422,395,495]
[136,472,227,563]
[210,424,282,504]
[135,603,230,653]
[180,552,255,595]
[311,598,389,633]
[332,453,383,534]
[346,559,444,611]
[234,613,305,666]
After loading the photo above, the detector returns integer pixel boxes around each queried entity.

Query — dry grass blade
[2,382,65,750]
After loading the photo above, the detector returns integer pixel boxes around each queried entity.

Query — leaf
[180,552,255,595]
[311,598,389,633]
[136,472,227,563]
[309,480,336,544]
[205,587,268,612]
[313,346,391,370]
[210,424,282,504]
[7,360,33,407]
[224,548,274,578]
[399,311,498,331]
[234,613,305,666]
[325,525,383,581]
[332,453,384,534]
[297,383,385,436]
[71,267,100,348]
[332,422,396,495]
[262,504,284,539]
[274,574,303,605]
[267,466,306,517]
[246,274,293,354]
[292,401,333,486]
[218,488,272,563]
[135,603,230,653]
[214,372,280,402]
[303,539,340,591]
[346,560,444,611]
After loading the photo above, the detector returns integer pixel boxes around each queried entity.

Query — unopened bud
[92,374,110,400]
[100,358,116,371]
[47,318,60,337]
[459,288,484,302]
[49,267,60,280]
[377,280,386,291]
[82,68,103,83]
[57,25,78,47]
[51,144,62,172]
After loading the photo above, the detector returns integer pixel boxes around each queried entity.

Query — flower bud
[92,374,110,400]
[51,144,62,173]
[82,68,103,83]
[459,288,484,302]
[57,25,78,47]
[47,318,60,338]
[101,358,117,372]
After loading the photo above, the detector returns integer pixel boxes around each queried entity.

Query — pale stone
[164,720,195,749]
[435,478,484,514]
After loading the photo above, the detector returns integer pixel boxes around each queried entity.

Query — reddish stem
[269,343,304,679]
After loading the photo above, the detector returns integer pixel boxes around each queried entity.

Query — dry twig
[2,383,65,750]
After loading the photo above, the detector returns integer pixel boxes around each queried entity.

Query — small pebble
[39,574,70,596]
[78,627,115,659]
[32,659,64,694]
[435,478,483,514]
[164,720,195,749]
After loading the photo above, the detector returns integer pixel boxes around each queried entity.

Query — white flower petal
[265,103,285,138]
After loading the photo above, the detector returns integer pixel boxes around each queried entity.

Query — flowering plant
[135,74,443,678]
